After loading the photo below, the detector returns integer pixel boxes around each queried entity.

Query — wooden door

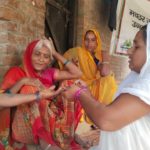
[45,0,76,54]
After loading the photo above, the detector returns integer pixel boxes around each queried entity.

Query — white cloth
[90,23,150,150]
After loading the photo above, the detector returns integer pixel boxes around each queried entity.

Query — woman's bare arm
[63,84,150,131]
[0,85,63,108]
[99,50,111,76]
[78,91,150,131]
[53,51,82,81]
[0,93,37,108]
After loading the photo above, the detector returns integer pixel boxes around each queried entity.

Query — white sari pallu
[90,23,150,150]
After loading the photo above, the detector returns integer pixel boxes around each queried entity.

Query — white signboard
[116,0,150,54]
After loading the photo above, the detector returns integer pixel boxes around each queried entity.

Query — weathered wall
[0,0,45,80]
[75,0,129,83]
[0,0,129,83]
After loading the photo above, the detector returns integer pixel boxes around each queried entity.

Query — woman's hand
[62,84,80,100]
[48,37,57,56]
[98,63,110,77]
[40,85,63,99]
[72,57,79,67]
[74,79,87,87]
[62,80,90,100]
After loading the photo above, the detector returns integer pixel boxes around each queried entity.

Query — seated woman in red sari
[0,85,63,150]
[0,38,83,150]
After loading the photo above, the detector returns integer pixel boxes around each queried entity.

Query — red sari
[0,40,82,150]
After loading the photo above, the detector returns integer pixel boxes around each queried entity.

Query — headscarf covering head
[82,29,102,61]
[140,23,150,77]
[23,40,39,78]
[115,23,150,105]
[23,38,53,84]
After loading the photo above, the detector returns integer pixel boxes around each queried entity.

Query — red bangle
[74,87,87,101]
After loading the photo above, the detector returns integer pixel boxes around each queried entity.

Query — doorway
[45,0,77,54]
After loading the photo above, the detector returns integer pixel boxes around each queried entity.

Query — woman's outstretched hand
[62,84,80,100]
[62,80,91,100]
[40,85,64,99]
[98,63,111,77]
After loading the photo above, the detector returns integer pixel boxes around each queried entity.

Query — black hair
[85,30,94,37]
[140,25,147,44]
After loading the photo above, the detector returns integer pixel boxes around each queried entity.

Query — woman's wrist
[35,91,41,101]
[5,88,12,94]
[53,52,68,65]
[74,87,88,101]
[52,51,57,57]
[20,78,27,86]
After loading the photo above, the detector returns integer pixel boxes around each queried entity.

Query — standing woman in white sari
[63,23,150,150]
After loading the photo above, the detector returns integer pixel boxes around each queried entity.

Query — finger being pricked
[61,84,81,100]
[47,85,65,98]
[40,85,62,99]
[74,79,87,88]
[52,86,65,96]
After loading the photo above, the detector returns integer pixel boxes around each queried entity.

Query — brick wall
[0,0,129,83]
[75,0,129,83]
[0,0,45,81]
[75,0,112,50]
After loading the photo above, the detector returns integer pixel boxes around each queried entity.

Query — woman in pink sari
[0,38,83,150]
